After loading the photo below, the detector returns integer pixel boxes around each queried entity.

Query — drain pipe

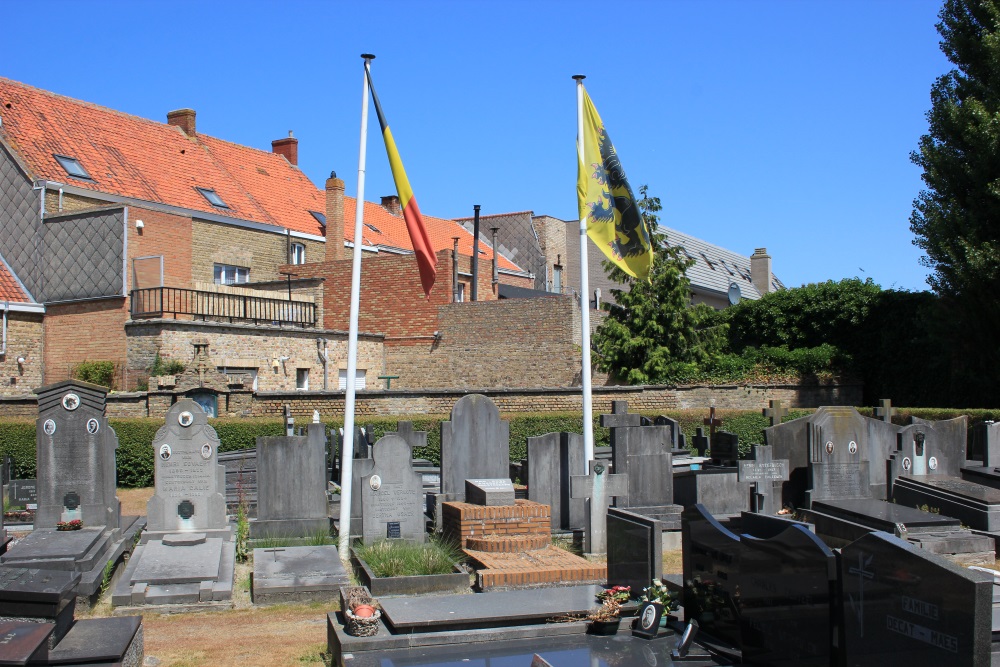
[1,302,7,357]
[452,237,460,302]
[490,227,500,293]
[471,205,480,301]
[317,338,329,390]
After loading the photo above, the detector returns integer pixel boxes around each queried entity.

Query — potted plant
[587,597,622,635]
[342,587,382,637]
[641,579,680,626]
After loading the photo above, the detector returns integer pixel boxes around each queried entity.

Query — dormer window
[54,155,92,180]
[196,187,229,209]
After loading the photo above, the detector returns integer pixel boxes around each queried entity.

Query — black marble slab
[0,621,51,665]
[46,615,142,664]
[813,498,961,532]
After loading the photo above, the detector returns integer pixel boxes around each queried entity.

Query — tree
[910,0,1000,405]
[593,186,726,384]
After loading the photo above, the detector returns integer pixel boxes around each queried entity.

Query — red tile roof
[0,256,29,303]
[0,77,525,273]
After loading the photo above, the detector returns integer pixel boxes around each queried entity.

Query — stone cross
[762,400,790,427]
[691,427,709,457]
[738,444,790,515]
[703,405,723,437]
[874,398,896,424]
[599,400,643,428]
[387,421,428,451]
[570,459,628,555]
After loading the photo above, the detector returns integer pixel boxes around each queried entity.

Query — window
[456,282,466,302]
[339,369,367,390]
[196,187,229,209]
[53,154,92,180]
[296,368,309,390]
[214,264,249,285]
[553,264,563,293]
[364,222,382,234]
[290,242,306,265]
[309,210,327,226]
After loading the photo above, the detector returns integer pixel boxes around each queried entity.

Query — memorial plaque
[840,531,991,666]
[8,479,37,507]
[465,479,515,506]
[440,395,510,501]
[360,435,425,543]
[738,459,789,484]
[146,399,228,533]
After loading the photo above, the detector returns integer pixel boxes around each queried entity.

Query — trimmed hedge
[1,407,997,488]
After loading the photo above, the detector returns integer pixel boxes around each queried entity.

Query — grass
[253,530,337,550]
[353,538,464,578]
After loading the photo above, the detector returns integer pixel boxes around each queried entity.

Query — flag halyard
[577,87,653,281]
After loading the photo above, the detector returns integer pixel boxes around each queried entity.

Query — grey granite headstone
[465,479,515,506]
[570,460,627,554]
[146,399,229,536]
[360,435,425,543]
[33,380,120,532]
[599,401,642,428]
[739,444,790,515]
[968,421,1000,467]
[440,395,509,502]
[906,416,969,475]
[806,407,872,506]
[610,425,674,508]
[386,421,427,451]
[526,432,585,530]
[251,422,329,538]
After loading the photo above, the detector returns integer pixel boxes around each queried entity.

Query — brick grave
[442,499,606,590]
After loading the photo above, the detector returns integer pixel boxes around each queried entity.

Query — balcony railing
[130,287,317,327]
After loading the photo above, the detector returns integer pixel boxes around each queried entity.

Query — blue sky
[4,0,949,292]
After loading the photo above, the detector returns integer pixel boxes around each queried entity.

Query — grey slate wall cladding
[42,208,124,302]
[0,141,41,298]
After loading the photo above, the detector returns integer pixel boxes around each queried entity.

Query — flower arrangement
[588,597,622,623]
[641,579,679,611]
[596,585,631,604]
[56,520,83,531]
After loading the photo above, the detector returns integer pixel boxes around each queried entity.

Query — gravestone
[653,415,689,456]
[7,480,36,509]
[681,504,743,649]
[610,425,674,509]
[691,427,709,457]
[874,398,896,424]
[762,399,790,427]
[145,399,229,539]
[526,432,585,531]
[465,479,515,507]
[360,435,425,543]
[967,421,1000,466]
[738,445,790,515]
[570,460,627,554]
[839,531,991,666]
[805,407,873,506]
[710,431,740,467]
[386,421,427,450]
[339,426,371,461]
[440,395,509,502]
[599,401,642,428]
[251,422,329,538]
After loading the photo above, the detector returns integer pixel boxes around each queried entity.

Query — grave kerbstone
[360,435,425,543]
[526,432,585,531]
[440,395,509,502]
[465,479,515,507]
[251,422,329,539]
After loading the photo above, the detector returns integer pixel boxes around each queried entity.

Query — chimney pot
[380,195,402,216]
[167,108,196,136]
[326,172,346,260]
[272,134,299,166]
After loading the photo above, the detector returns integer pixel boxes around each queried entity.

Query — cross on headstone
[387,421,428,451]
[263,547,286,562]
[599,400,642,428]
[762,400,790,427]
[703,404,723,437]
[874,398,896,424]
[691,427,709,457]
[738,444,790,515]
[570,459,627,555]
[847,551,875,638]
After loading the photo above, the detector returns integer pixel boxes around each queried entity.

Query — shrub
[72,361,116,389]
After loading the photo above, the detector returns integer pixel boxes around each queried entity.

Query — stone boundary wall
[0,379,861,419]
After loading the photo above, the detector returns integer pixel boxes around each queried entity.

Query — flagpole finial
[361,53,376,61]
[572,74,586,81]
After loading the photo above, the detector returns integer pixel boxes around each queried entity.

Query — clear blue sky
[5,0,949,292]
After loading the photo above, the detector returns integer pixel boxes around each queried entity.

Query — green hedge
[1,407,997,488]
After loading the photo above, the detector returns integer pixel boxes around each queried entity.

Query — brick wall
[44,298,128,385]
[191,218,325,286]
[532,215,569,292]
[125,206,193,290]
[43,190,108,214]
[124,319,384,392]
[442,500,551,548]
[0,312,43,396]
[385,296,581,389]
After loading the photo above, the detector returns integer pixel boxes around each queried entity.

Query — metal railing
[130,287,316,327]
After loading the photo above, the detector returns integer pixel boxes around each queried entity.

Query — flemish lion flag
[577,86,653,281]
[366,68,437,296]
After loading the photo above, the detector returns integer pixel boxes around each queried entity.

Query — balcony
[130,286,317,327]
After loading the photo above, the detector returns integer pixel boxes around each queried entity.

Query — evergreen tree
[593,186,726,384]
[910,0,1000,405]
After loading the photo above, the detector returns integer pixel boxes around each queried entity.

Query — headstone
[691,427,709,457]
[967,421,1000,466]
[610,425,674,508]
[146,399,229,537]
[703,403,723,436]
[7,480,36,509]
[360,435,425,543]
[762,399,790,427]
[465,479,515,507]
[887,420,967,492]
[681,504,742,648]
[1,456,12,485]
[738,445,790,515]
[386,421,428,451]
[33,380,120,531]
[339,426,371,461]
[440,395,509,502]
[839,531,991,666]
[251,422,329,538]
[710,431,740,467]
[570,460,627,554]
[653,415,682,450]
[607,506,681,594]
[599,400,642,428]
[526,432,585,531]
[283,404,294,436]
[874,398,896,424]
[806,407,873,506]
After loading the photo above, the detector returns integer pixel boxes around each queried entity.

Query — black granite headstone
[711,431,739,466]
[681,504,742,649]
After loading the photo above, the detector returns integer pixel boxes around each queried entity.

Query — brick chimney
[380,195,402,216]
[167,108,196,136]
[272,131,298,165]
[325,171,345,261]
[750,247,772,295]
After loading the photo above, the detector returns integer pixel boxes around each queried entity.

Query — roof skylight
[196,187,229,209]
[309,210,327,226]
[53,154,92,180]
[364,223,382,234]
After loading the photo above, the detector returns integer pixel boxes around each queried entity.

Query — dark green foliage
[0,420,37,479]
[909,0,1000,406]
[149,352,185,376]
[72,361,116,389]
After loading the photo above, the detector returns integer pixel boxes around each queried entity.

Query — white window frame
[290,242,306,265]
[214,263,250,285]
[338,369,367,390]
[296,368,310,390]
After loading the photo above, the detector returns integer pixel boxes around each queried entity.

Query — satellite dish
[727,282,741,306]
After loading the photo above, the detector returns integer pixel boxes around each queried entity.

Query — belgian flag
[366,68,437,297]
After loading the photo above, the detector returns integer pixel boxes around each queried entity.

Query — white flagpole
[338,53,375,562]
[574,74,594,466]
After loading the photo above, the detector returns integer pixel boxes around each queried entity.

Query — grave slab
[893,475,1000,532]
[465,479,515,507]
[0,621,51,665]
[111,536,235,609]
[46,616,143,667]
[129,536,224,584]
[251,545,348,604]
[0,568,78,648]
